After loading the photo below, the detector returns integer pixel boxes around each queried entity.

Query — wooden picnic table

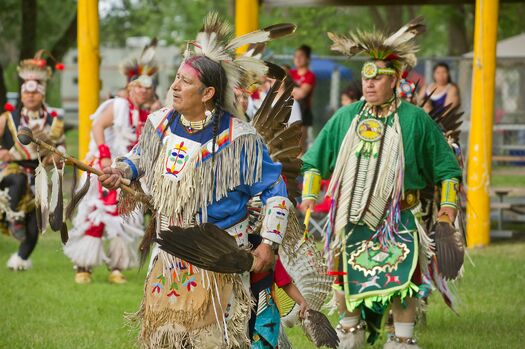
[490,188,525,238]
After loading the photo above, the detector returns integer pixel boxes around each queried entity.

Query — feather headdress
[183,12,296,117]
[17,50,55,82]
[327,16,426,72]
[120,38,159,86]
[17,49,64,94]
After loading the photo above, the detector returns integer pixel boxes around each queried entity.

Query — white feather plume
[226,30,271,52]
[185,12,295,117]
[234,56,269,81]
[383,16,425,47]
[49,166,59,213]
[220,60,244,117]
[34,162,49,231]
[140,46,156,66]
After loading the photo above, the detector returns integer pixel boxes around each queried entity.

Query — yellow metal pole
[77,0,100,160]
[466,0,499,247]
[235,0,259,54]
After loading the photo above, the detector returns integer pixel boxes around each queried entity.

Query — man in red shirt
[290,44,316,151]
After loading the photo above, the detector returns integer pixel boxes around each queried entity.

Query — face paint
[170,62,207,115]
[182,59,202,80]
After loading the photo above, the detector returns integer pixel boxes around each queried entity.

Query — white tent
[464,32,525,58]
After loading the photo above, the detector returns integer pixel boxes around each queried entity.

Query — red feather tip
[385,53,399,61]
[4,103,15,112]
[36,59,47,67]
[55,63,65,71]
[402,71,409,79]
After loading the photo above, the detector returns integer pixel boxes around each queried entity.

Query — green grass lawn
[491,175,525,188]
[1,234,525,349]
[1,133,522,348]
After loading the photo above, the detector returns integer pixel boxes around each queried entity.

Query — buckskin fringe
[137,120,163,175]
[126,257,252,348]
[120,118,264,223]
[147,137,263,223]
[117,180,146,216]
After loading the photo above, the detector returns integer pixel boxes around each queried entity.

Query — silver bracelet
[261,238,279,252]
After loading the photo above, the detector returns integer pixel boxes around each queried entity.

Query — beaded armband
[302,169,321,200]
[441,178,459,208]
[261,196,292,245]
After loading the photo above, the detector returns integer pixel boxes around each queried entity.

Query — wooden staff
[17,126,149,204]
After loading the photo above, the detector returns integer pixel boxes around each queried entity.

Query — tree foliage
[100,0,232,48]
[0,0,77,105]
[1,0,523,105]
[98,1,524,58]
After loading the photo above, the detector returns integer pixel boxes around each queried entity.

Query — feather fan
[302,309,339,348]
[154,223,254,273]
[431,216,465,280]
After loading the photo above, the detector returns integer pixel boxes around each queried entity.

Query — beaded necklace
[180,111,214,134]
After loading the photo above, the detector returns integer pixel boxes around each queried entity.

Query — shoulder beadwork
[150,106,171,118]
[230,117,257,141]
[147,107,172,129]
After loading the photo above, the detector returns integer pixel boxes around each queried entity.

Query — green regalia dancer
[300,17,463,349]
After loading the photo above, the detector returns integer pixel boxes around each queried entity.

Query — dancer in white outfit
[65,46,159,284]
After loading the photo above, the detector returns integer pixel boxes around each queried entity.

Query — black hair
[433,62,452,83]
[186,56,228,108]
[185,56,228,161]
[296,44,312,59]
[341,80,363,101]
[383,59,396,71]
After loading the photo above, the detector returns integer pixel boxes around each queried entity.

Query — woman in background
[420,62,460,113]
